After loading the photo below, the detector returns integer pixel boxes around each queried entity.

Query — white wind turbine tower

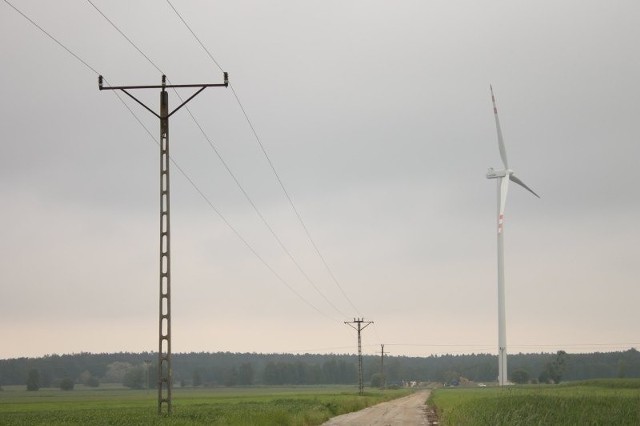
[486,86,539,386]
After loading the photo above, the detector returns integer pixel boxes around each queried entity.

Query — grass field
[429,379,640,425]
[0,385,411,425]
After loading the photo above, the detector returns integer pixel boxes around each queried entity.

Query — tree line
[1,348,639,390]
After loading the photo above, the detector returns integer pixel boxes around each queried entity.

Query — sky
[1,0,639,360]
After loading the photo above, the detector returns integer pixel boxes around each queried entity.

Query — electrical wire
[384,342,640,348]
[112,94,336,322]
[229,84,363,317]
[3,0,99,76]
[164,0,224,73]
[165,0,363,317]
[86,0,161,75]
[4,0,336,323]
[86,0,348,319]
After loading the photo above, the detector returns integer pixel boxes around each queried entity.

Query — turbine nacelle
[486,168,510,179]
[486,168,539,198]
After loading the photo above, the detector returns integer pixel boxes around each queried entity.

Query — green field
[0,385,411,425]
[429,379,640,425]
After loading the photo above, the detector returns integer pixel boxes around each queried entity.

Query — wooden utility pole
[98,73,228,415]
[345,318,373,395]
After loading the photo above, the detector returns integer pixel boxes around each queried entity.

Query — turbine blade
[490,85,509,169]
[510,174,540,198]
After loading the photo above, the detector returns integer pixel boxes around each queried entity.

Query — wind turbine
[486,86,539,386]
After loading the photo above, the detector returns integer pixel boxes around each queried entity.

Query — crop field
[0,385,410,425]
[429,379,640,425]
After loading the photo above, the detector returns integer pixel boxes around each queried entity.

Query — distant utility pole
[345,318,373,395]
[144,359,151,394]
[98,73,228,415]
[380,344,388,389]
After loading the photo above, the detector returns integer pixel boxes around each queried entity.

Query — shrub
[59,378,74,391]
[26,369,40,391]
[123,366,145,389]
[511,369,530,384]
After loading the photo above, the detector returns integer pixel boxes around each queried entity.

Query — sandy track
[322,390,432,426]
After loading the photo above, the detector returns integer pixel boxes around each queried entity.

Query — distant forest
[2,349,639,389]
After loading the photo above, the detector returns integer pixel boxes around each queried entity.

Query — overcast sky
[1,0,639,360]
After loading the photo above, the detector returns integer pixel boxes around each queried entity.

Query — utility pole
[344,318,373,395]
[380,344,388,389]
[144,359,151,394]
[98,73,228,415]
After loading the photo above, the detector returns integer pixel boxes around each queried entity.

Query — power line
[511,343,640,348]
[87,0,347,319]
[86,0,162,75]
[385,343,499,347]
[5,0,336,324]
[172,158,336,322]
[165,0,363,317]
[286,345,357,354]
[114,90,336,323]
[229,84,363,316]
[183,110,348,318]
[3,0,99,75]
[384,342,640,347]
[165,0,224,73]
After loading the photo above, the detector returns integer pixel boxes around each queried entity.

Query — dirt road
[322,390,434,426]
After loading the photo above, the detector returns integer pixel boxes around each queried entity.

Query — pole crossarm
[98,73,228,119]
[99,73,228,90]
[344,319,373,331]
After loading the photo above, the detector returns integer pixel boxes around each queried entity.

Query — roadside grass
[429,379,640,425]
[0,385,411,425]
